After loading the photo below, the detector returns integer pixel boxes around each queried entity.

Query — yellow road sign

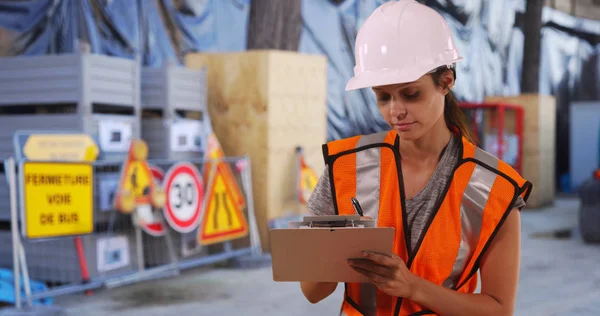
[296,147,318,204]
[298,166,318,204]
[121,160,154,203]
[23,134,99,162]
[204,133,246,209]
[22,162,94,239]
[199,167,248,245]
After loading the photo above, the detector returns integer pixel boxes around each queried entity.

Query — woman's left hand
[348,251,419,299]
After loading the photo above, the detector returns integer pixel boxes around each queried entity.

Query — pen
[350,197,364,217]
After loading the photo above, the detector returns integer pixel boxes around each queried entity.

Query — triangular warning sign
[296,147,318,204]
[121,161,154,204]
[199,165,249,245]
[113,140,165,213]
[204,133,246,209]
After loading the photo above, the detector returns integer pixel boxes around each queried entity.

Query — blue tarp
[299,0,390,140]
[0,0,248,62]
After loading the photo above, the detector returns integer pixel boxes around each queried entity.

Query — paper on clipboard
[270,215,395,283]
[287,215,377,229]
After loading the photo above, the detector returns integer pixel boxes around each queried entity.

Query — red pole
[74,237,92,296]
[516,107,524,173]
[497,105,505,161]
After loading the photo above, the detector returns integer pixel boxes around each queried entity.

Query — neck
[399,119,452,161]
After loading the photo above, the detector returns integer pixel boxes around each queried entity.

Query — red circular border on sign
[143,222,166,237]
[163,162,204,233]
[149,164,165,182]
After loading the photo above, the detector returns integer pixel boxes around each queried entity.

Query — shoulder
[459,138,533,204]
[322,131,395,161]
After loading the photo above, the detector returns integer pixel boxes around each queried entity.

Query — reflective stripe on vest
[323,131,532,316]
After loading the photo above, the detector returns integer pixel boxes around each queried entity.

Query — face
[372,72,453,140]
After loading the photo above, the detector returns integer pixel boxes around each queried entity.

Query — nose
[389,98,406,118]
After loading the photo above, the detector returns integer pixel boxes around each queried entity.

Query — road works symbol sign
[120,160,154,205]
[23,134,99,162]
[22,162,94,239]
[199,165,248,245]
[163,162,204,234]
[296,147,318,204]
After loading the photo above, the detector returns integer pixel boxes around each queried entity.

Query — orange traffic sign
[199,165,249,245]
[113,140,165,213]
[296,147,318,204]
[204,133,246,209]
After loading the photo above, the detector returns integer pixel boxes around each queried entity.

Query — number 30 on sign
[163,162,204,233]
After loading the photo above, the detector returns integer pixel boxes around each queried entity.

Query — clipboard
[269,215,395,283]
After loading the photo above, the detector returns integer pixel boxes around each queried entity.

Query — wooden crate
[185,51,327,250]
[484,94,556,209]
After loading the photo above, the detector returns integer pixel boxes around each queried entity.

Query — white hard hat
[345,0,463,91]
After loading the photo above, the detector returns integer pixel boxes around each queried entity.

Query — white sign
[163,162,204,233]
[97,174,120,212]
[170,120,203,152]
[97,235,130,272]
[98,120,132,152]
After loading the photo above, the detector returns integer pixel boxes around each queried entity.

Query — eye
[375,93,391,103]
[403,91,420,100]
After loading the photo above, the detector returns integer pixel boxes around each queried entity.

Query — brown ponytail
[431,67,477,145]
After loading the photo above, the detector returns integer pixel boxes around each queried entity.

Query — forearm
[300,281,337,304]
[411,277,512,316]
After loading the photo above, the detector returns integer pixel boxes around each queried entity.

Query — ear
[440,71,455,94]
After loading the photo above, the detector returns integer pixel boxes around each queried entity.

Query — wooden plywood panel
[266,52,327,221]
[485,94,556,155]
[485,94,557,208]
[522,151,555,208]
[537,95,557,154]
[185,51,327,250]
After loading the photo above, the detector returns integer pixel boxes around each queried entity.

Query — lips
[394,122,415,131]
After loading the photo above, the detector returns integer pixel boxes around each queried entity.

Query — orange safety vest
[322,130,532,316]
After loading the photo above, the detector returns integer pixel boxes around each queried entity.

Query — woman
[300,1,532,315]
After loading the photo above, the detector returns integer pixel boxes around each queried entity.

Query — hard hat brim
[345,58,463,91]
[345,69,420,91]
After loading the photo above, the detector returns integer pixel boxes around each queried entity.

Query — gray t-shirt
[306,135,526,251]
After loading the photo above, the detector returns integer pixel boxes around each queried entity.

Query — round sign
[149,164,165,182]
[142,164,167,236]
[142,221,166,237]
[163,162,204,233]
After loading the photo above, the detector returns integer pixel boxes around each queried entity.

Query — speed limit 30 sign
[163,162,204,233]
